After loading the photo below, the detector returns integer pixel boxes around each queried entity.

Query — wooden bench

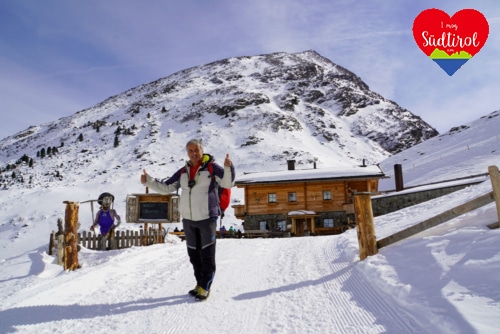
[168,232,186,241]
[314,227,344,236]
[269,231,291,238]
[243,230,270,238]
[216,231,239,238]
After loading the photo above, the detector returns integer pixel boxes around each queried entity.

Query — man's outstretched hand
[224,153,232,167]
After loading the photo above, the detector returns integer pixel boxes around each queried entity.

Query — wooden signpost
[353,192,378,260]
[63,201,80,270]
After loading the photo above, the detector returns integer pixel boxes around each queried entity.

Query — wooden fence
[49,227,293,257]
[78,229,165,250]
[354,165,500,260]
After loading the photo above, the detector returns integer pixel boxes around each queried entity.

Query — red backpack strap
[208,162,230,211]
[207,162,215,180]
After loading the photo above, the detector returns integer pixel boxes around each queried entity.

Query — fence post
[353,193,378,260]
[82,231,87,250]
[109,230,117,250]
[48,231,55,255]
[63,201,80,270]
[134,230,139,247]
[488,165,500,229]
[57,234,64,265]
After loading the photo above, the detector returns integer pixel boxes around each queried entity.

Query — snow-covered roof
[373,175,488,199]
[236,165,385,184]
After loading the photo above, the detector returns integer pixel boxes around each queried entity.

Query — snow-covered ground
[1,178,499,334]
[1,109,500,333]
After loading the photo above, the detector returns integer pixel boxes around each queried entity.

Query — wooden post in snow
[353,193,378,260]
[57,234,64,265]
[487,165,500,229]
[48,231,55,255]
[144,185,149,245]
[63,201,80,270]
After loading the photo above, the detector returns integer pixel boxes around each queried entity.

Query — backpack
[181,162,231,216]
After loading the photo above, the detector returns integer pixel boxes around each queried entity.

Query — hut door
[295,219,305,236]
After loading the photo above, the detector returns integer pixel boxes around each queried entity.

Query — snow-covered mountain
[0,50,437,190]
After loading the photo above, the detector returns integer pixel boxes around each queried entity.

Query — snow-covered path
[1,234,425,334]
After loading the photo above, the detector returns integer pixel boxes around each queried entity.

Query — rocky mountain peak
[0,50,437,189]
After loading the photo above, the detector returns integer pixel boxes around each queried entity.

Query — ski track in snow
[324,242,420,333]
[1,235,436,333]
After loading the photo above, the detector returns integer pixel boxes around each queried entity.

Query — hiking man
[90,192,121,250]
[141,139,235,301]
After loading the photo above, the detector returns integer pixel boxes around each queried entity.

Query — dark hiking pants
[183,217,217,291]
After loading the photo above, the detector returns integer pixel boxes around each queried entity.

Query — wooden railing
[353,165,500,261]
[77,229,165,250]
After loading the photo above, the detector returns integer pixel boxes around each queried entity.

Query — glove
[90,225,95,232]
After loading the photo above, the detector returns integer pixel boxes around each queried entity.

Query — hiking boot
[188,285,201,297]
[195,287,210,301]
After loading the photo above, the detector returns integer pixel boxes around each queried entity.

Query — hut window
[288,192,297,202]
[324,218,334,228]
[268,193,277,203]
[323,190,331,200]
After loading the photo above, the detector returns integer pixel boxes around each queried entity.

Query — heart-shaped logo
[413,8,489,76]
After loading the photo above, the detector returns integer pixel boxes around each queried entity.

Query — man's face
[187,143,203,165]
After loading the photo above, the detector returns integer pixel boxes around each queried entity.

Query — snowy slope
[379,110,500,191]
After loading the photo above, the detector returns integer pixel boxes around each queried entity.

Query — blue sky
[1,0,499,139]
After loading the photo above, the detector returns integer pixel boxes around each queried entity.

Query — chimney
[287,160,296,170]
[394,164,404,191]
[313,162,317,169]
